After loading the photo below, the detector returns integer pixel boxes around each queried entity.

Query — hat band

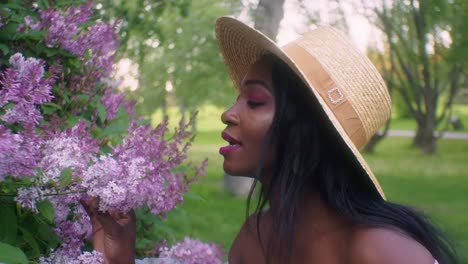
[282,42,367,148]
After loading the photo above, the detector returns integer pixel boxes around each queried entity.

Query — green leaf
[37,0,50,10]
[43,47,60,57]
[0,206,17,244]
[37,222,60,249]
[59,167,73,188]
[0,3,27,11]
[0,23,19,41]
[0,43,10,55]
[0,242,28,264]
[97,103,107,122]
[76,94,90,102]
[101,116,128,137]
[65,114,79,128]
[17,30,46,40]
[36,200,55,224]
[40,102,62,115]
[41,102,62,110]
[18,226,40,257]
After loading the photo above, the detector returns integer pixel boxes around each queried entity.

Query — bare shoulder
[229,215,257,256]
[229,212,269,264]
[348,226,434,264]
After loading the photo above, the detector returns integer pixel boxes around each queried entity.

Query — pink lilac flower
[26,3,120,104]
[39,190,92,258]
[159,237,224,264]
[24,16,41,30]
[15,187,42,212]
[52,221,84,258]
[100,88,135,120]
[76,250,104,264]
[46,200,92,260]
[39,250,103,264]
[81,21,120,76]
[52,212,92,259]
[39,120,99,183]
[100,88,126,120]
[32,3,118,70]
[38,2,93,55]
[0,53,57,128]
[0,125,42,179]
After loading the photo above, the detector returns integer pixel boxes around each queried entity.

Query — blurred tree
[97,0,241,118]
[154,0,241,123]
[96,0,188,114]
[363,0,467,154]
[299,0,349,33]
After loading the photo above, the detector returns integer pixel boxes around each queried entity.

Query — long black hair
[246,53,458,263]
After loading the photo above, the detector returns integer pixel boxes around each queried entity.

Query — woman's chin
[222,164,252,178]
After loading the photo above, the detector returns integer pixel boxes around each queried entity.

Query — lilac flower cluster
[14,115,205,258]
[159,237,225,264]
[0,52,58,180]
[34,2,93,56]
[13,120,98,256]
[24,2,120,106]
[0,53,57,128]
[34,3,119,74]
[82,117,206,214]
[39,120,99,184]
[0,126,40,180]
[39,249,103,264]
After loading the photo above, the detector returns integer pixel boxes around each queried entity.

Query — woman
[84,17,457,264]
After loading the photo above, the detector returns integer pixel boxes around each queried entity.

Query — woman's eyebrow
[241,79,271,91]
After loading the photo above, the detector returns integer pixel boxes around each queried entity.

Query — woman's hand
[81,197,136,264]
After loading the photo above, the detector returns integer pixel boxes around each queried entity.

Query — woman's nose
[221,105,239,126]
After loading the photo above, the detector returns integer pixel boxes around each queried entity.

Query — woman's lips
[219,144,241,155]
[220,132,241,155]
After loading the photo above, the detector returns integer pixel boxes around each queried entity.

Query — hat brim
[215,16,385,199]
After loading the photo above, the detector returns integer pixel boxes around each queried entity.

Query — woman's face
[220,59,276,177]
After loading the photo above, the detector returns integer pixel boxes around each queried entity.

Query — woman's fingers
[81,199,136,233]
[80,196,101,217]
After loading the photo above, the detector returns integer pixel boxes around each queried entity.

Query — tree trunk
[252,0,286,40]
[362,133,384,153]
[223,175,255,197]
[413,119,437,154]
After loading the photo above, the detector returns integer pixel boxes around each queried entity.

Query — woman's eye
[247,100,264,108]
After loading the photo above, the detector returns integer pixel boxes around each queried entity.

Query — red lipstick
[219,132,241,155]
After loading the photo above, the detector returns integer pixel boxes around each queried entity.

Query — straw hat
[215,16,391,199]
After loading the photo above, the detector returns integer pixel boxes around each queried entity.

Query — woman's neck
[267,188,349,234]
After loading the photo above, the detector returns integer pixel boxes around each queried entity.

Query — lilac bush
[0,2,213,263]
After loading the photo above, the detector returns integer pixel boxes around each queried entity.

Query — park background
[0,0,467,262]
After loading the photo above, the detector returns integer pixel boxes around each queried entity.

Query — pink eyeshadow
[248,91,271,102]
